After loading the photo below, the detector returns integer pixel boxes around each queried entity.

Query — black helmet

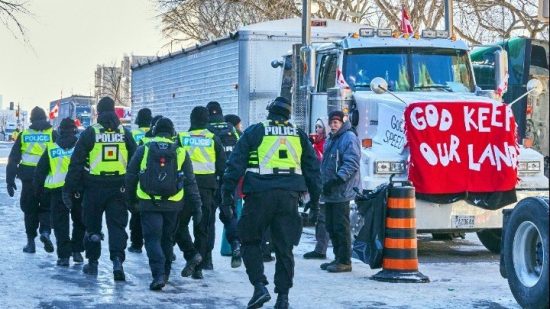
[266,96,291,119]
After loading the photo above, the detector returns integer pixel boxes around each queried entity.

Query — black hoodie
[6,119,57,183]
[34,131,78,193]
[64,111,136,191]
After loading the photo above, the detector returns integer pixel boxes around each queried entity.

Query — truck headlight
[375,161,406,174]
[518,161,541,172]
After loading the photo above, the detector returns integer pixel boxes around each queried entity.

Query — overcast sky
[0,0,167,112]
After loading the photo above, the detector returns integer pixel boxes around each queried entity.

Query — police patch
[102,145,119,161]
[23,134,51,143]
[50,148,74,158]
[181,136,212,147]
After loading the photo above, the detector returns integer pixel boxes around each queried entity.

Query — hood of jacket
[209,113,225,123]
[97,111,121,130]
[29,120,52,131]
[56,133,78,149]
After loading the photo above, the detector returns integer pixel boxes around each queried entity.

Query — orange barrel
[372,181,429,283]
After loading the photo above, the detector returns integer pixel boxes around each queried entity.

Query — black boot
[247,283,271,309]
[40,232,54,253]
[112,257,126,281]
[149,278,165,291]
[72,252,84,264]
[83,260,98,275]
[191,269,203,280]
[231,241,242,268]
[23,237,36,253]
[202,253,213,270]
[57,258,70,267]
[181,253,202,277]
[274,293,289,309]
[128,244,142,253]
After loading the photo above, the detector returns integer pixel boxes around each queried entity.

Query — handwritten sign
[373,103,406,153]
[405,102,519,194]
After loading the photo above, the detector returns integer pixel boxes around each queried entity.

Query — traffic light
[9,102,14,110]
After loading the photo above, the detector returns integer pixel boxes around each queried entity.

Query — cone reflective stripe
[372,181,429,283]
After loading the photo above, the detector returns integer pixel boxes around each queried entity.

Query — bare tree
[0,0,30,39]
[157,0,548,46]
[95,64,124,105]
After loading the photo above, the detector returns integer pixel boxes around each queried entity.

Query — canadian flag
[496,73,509,97]
[49,101,59,120]
[401,6,413,35]
[336,68,350,89]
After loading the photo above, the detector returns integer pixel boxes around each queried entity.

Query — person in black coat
[34,118,84,266]
[64,97,136,280]
[6,106,58,253]
[125,117,202,290]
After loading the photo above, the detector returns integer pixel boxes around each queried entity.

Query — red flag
[336,68,350,89]
[401,6,413,34]
[49,101,59,120]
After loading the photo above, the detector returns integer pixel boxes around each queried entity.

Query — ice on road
[0,145,519,308]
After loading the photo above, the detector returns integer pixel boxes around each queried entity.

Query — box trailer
[131,18,361,130]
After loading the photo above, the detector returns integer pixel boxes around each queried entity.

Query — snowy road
[0,144,519,308]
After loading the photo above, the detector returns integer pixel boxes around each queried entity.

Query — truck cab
[281,29,549,251]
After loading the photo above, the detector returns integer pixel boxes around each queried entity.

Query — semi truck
[131,19,362,131]
[49,95,95,130]
[274,28,549,253]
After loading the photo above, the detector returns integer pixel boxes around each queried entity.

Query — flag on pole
[401,6,414,34]
[49,102,59,120]
[496,73,509,97]
[336,68,350,89]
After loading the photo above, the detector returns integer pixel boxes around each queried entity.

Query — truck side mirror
[494,49,509,94]
[526,78,543,96]
[300,45,316,90]
[370,77,389,94]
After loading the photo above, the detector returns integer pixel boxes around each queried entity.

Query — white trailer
[131,18,361,131]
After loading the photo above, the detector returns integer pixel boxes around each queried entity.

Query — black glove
[192,206,203,226]
[323,177,343,195]
[7,182,17,197]
[220,190,235,221]
[62,189,73,210]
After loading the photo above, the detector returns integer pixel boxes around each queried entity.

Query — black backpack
[139,141,183,200]
[208,122,238,154]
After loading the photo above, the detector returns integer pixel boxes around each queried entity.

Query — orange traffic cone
[372,180,429,283]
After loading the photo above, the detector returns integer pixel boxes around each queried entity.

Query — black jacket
[125,133,202,213]
[64,112,136,192]
[34,133,78,193]
[181,125,227,189]
[6,120,58,183]
[222,115,321,201]
[207,114,239,158]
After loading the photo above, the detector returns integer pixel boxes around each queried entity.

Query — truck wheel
[477,229,502,254]
[504,197,549,309]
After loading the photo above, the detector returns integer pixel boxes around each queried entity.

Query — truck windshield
[344,47,474,92]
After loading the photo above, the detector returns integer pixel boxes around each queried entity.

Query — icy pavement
[0,145,519,308]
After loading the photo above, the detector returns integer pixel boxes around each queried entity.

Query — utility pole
[444,0,454,33]
[302,0,311,46]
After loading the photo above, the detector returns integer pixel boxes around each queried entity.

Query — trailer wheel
[504,197,549,309]
[477,229,502,254]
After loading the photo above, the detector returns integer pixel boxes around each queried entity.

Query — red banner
[404,102,519,194]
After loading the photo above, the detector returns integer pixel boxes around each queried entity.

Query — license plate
[452,215,475,228]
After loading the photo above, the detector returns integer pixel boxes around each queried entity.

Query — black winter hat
[206,101,223,116]
[97,97,115,114]
[153,117,175,136]
[191,106,210,127]
[224,114,241,127]
[328,110,345,123]
[150,115,163,128]
[59,117,77,135]
[30,106,47,122]
[267,96,291,119]
[135,108,152,127]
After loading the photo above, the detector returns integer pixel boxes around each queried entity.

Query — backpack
[208,122,238,154]
[139,141,183,199]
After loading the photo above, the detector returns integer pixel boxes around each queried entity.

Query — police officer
[34,118,84,266]
[64,97,136,280]
[222,97,321,309]
[6,107,57,253]
[128,108,153,253]
[126,117,202,290]
[206,101,241,269]
[175,106,226,279]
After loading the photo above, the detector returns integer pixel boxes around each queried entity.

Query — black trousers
[238,190,302,294]
[129,211,143,248]
[20,180,51,238]
[325,201,351,265]
[50,191,85,259]
[175,188,212,268]
[141,210,179,280]
[82,187,128,262]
